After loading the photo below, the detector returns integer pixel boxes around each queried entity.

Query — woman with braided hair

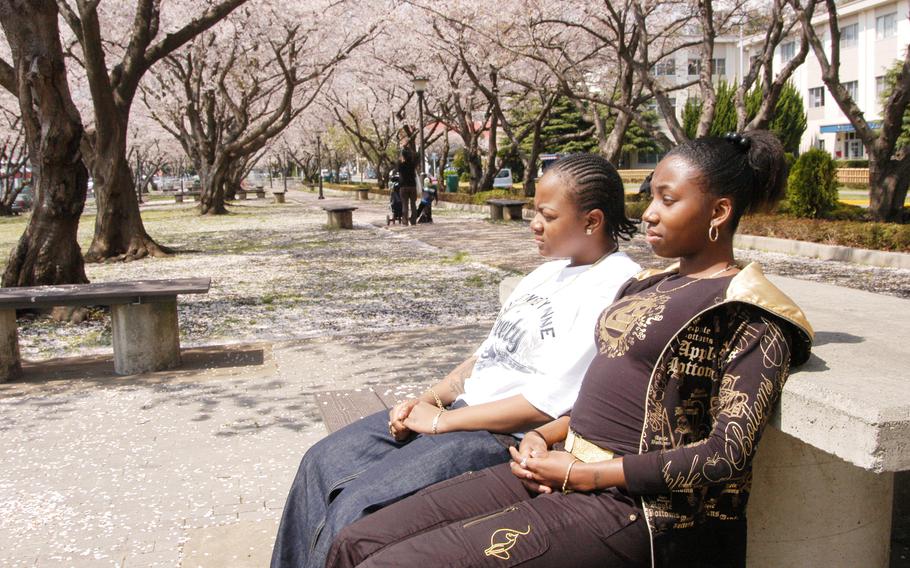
[271,154,642,568]
[326,131,814,568]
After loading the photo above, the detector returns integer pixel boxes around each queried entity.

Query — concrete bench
[236,189,249,200]
[322,204,357,229]
[486,199,526,221]
[273,191,286,204]
[0,278,210,379]
[174,191,201,203]
[254,186,266,199]
[355,188,369,201]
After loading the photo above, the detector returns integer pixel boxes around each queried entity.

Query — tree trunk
[199,168,228,215]
[86,142,170,261]
[0,0,89,286]
[869,157,910,222]
[602,112,633,166]
[523,133,544,198]
[467,149,483,194]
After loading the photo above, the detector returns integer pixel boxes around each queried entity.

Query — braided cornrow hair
[547,153,638,242]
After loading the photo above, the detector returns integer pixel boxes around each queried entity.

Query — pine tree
[747,81,807,154]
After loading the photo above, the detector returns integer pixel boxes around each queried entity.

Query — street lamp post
[412,76,429,181]
[316,134,324,200]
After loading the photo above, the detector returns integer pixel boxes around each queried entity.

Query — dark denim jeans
[270,402,514,568]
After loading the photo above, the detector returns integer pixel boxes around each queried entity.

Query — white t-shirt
[458,252,641,420]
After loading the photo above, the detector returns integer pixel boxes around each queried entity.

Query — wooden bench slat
[315,389,388,433]
[0,278,211,309]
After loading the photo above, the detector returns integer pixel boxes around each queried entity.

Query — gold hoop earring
[708,224,719,242]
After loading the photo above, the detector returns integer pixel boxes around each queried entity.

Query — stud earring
[585,228,593,235]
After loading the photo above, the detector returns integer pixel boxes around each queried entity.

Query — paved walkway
[0,187,906,567]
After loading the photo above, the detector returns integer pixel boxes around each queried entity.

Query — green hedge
[738,214,910,252]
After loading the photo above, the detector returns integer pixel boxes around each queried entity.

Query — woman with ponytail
[327,131,814,568]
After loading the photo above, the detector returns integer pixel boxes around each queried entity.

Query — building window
[654,59,676,76]
[876,12,897,40]
[780,41,796,62]
[687,58,701,76]
[809,86,825,107]
[876,75,887,97]
[840,23,858,48]
[816,139,825,151]
[711,58,726,76]
[668,97,677,108]
[843,80,858,100]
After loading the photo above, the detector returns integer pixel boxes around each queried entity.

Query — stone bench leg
[504,205,523,221]
[326,211,354,229]
[238,192,247,200]
[488,204,504,221]
[274,193,286,204]
[0,308,21,381]
[747,427,893,567]
[356,190,369,201]
[111,299,181,375]
[174,194,184,203]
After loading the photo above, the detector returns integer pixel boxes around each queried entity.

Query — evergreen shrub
[787,149,838,218]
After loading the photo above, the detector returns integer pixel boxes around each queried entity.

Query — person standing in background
[397,132,419,225]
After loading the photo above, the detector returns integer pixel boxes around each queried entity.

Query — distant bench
[486,199,526,221]
[0,278,210,380]
[174,191,200,203]
[322,204,357,229]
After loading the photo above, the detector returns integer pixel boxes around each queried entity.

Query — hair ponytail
[666,130,788,230]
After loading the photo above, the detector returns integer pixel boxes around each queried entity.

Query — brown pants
[398,185,417,225]
[327,463,649,567]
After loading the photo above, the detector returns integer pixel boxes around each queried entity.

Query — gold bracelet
[431,409,444,435]
[561,458,581,494]
[429,388,445,410]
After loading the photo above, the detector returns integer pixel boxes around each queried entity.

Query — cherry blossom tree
[142,4,376,214]
[55,0,249,258]
[0,0,89,287]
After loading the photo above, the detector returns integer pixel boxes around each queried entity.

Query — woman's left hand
[509,449,581,492]
[402,401,446,435]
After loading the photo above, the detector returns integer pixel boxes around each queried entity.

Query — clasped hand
[509,438,580,494]
[388,400,443,440]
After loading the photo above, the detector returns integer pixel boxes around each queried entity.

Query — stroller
[386,171,404,226]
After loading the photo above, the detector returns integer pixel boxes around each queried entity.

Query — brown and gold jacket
[619,262,813,568]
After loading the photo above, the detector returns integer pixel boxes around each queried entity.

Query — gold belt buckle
[566,429,615,463]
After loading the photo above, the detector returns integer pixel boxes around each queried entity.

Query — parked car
[11,186,33,213]
[493,168,513,189]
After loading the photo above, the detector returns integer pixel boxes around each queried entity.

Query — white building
[628,0,908,167]
[767,0,909,159]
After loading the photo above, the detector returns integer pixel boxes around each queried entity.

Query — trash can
[446,174,459,193]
